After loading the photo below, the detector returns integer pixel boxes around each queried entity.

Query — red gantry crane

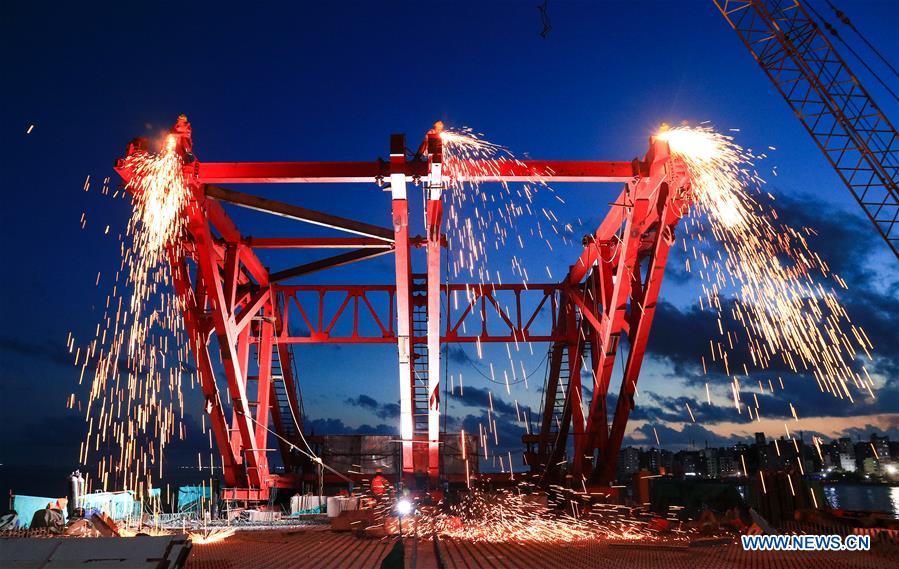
[116,125,693,501]
[715,0,899,258]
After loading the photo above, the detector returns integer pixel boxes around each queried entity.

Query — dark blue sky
[2,1,897,492]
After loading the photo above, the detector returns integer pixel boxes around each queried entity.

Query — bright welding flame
[188,527,236,545]
[657,127,748,229]
[127,134,190,267]
[658,125,874,408]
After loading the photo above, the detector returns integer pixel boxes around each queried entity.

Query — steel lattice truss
[115,127,692,500]
[715,0,899,258]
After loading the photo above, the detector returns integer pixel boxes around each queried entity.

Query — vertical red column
[254,301,275,479]
[390,134,415,478]
[188,203,266,491]
[425,133,444,483]
[168,247,241,486]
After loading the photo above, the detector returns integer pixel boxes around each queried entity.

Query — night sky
[2,1,897,495]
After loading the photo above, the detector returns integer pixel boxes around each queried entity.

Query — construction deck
[184,528,894,569]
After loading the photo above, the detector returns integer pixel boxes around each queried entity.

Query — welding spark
[657,125,874,416]
[73,133,193,497]
[386,488,659,544]
[188,527,236,544]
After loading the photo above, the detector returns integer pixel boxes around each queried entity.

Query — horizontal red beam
[457,160,640,183]
[246,237,393,249]
[199,161,424,184]
[198,160,639,184]
[273,335,562,345]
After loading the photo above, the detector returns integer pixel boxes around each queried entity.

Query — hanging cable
[463,348,549,386]
[826,0,899,79]
[807,1,899,103]
[237,408,353,484]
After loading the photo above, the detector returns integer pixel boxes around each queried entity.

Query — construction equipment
[715,0,899,258]
[114,123,693,499]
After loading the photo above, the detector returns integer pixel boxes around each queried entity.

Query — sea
[822,484,899,518]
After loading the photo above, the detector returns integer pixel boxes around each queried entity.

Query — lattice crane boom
[715,0,899,258]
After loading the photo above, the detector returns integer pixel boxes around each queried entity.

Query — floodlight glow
[396,499,412,516]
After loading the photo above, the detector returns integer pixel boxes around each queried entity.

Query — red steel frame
[115,123,692,499]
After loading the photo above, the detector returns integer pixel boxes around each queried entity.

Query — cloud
[451,385,518,417]
[625,422,736,449]
[834,422,899,442]
[447,346,478,366]
[0,336,72,368]
[0,335,196,376]
[642,189,898,415]
[305,417,397,436]
[344,394,400,420]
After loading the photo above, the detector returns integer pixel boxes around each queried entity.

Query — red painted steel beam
[268,248,393,283]
[596,169,691,484]
[206,185,394,241]
[199,160,425,184]
[246,237,393,249]
[188,206,267,489]
[425,132,444,482]
[253,303,275,474]
[205,199,269,286]
[268,283,563,344]
[169,248,241,486]
[454,160,641,183]
[197,160,638,184]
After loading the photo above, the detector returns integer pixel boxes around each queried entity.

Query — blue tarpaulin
[10,495,67,529]
[177,486,212,512]
[81,491,138,520]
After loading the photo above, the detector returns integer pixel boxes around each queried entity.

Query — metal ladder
[411,273,430,438]
[271,344,302,438]
[546,345,571,462]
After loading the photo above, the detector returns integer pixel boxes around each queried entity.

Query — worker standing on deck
[371,468,389,497]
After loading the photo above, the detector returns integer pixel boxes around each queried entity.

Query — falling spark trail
[74,134,193,495]
[657,126,873,418]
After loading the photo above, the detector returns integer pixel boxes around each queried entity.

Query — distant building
[823,440,841,469]
[854,441,873,472]
[702,448,718,478]
[840,453,858,472]
[871,434,890,461]
[862,457,879,477]
[755,432,767,447]
[643,448,662,473]
[617,446,640,480]
[838,437,855,458]
[676,450,701,477]
[612,431,894,482]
